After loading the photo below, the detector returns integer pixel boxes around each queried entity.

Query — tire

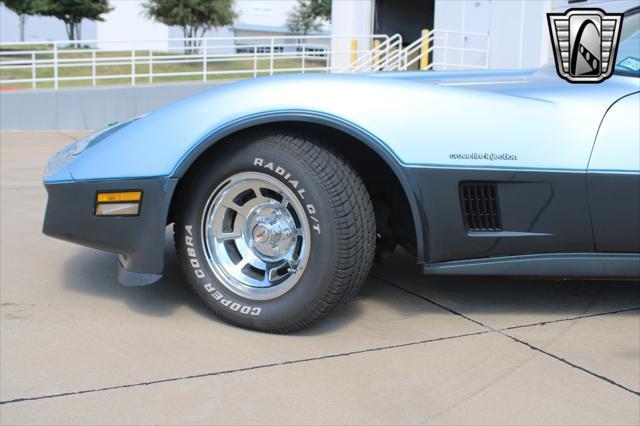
[174,130,376,333]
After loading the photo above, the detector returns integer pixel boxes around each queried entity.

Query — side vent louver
[460,182,502,231]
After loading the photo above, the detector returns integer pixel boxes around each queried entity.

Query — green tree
[35,0,112,42]
[144,0,236,53]
[286,0,330,35]
[306,0,331,22]
[1,0,38,41]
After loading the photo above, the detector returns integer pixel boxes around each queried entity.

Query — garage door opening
[373,0,435,46]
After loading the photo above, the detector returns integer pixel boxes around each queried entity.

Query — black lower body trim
[423,252,640,278]
[408,167,594,262]
[118,257,162,286]
[43,177,178,281]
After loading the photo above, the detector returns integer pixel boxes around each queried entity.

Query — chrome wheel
[202,172,310,300]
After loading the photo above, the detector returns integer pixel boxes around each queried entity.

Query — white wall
[433,0,553,70]
[432,0,488,68]
[432,0,632,70]
[330,0,373,70]
[490,0,552,69]
[96,1,169,50]
[235,0,298,28]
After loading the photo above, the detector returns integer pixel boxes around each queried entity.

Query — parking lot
[1,132,639,425]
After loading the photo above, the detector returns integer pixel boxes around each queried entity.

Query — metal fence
[0,31,491,90]
[0,34,390,90]
[407,30,491,71]
[347,30,490,73]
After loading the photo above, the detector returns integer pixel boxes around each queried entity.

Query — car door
[587,92,640,252]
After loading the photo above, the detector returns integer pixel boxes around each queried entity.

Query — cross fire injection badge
[547,8,623,83]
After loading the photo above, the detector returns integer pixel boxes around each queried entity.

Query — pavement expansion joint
[0,330,491,406]
[2,274,637,406]
[500,307,640,331]
[371,274,640,398]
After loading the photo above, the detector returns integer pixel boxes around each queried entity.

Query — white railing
[0,31,491,90]
[342,29,490,73]
[403,29,490,71]
[344,33,404,73]
[0,34,389,90]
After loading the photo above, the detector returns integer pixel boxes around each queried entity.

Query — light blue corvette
[43,7,639,331]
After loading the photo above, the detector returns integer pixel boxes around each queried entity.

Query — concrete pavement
[1,132,639,425]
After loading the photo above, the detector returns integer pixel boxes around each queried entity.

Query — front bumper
[43,177,178,286]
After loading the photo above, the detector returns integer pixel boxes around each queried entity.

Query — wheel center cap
[247,205,297,260]
[252,224,271,244]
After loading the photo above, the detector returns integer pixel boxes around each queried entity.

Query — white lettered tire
[174,130,376,332]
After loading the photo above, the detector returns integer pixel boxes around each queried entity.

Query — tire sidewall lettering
[184,224,262,316]
[253,156,321,235]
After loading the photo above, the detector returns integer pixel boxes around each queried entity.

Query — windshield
[615,8,640,77]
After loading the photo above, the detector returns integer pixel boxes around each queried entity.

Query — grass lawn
[0,47,329,89]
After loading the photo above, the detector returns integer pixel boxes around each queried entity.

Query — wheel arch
[168,111,428,262]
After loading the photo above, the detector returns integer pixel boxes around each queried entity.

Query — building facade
[331,0,617,70]
[1,0,619,71]
[0,0,308,47]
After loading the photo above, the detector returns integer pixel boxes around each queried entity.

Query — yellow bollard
[373,39,381,70]
[351,39,358,70]
[419,28,430,70]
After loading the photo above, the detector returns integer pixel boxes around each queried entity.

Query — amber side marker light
[95,191,142,216]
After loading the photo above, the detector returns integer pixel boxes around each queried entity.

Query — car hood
[369,66,638,103]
